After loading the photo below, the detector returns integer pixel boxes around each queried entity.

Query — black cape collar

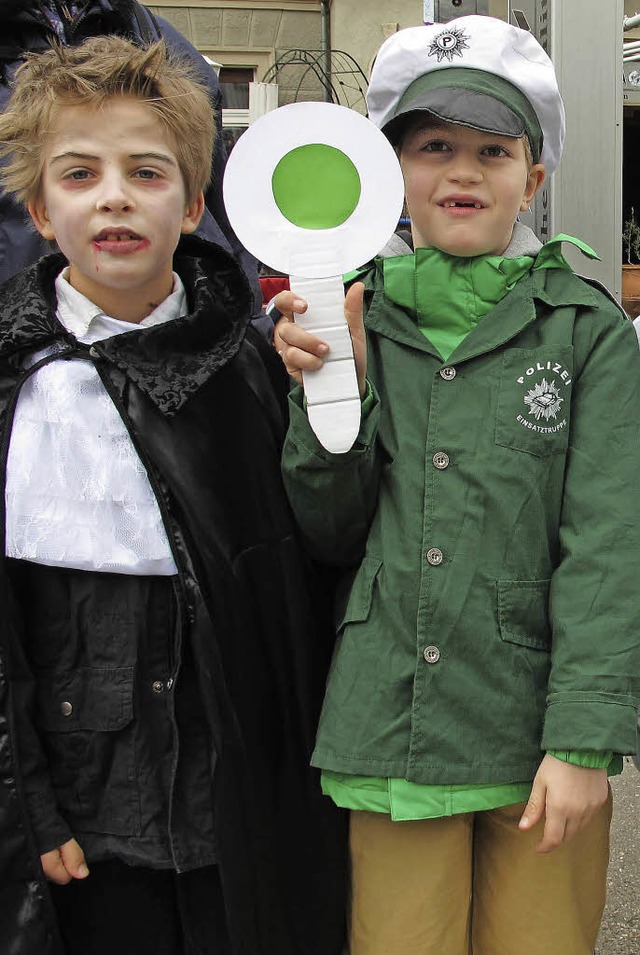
[0,239,253,415]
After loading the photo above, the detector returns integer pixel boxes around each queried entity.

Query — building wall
[143,1,326,102]
[330,1,421,81]
[332,0,508,78]
[143,1,511,106]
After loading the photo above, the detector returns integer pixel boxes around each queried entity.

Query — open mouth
[94,230,142,242]
[441,200,484,209]
[92,229,149,253]
[101,233,138,242]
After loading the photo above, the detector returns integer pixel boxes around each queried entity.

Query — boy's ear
[521,163,546,211]
[181,191,205,235]
[27,197,56,241]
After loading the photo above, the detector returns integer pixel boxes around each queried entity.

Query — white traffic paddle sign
[223,101,404,453]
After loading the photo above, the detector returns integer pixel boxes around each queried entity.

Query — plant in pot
[622,208,640,316]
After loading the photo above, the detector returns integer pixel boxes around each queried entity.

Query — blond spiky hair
[0,36,215,205]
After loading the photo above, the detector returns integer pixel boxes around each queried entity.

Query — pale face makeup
[29,96,204,323]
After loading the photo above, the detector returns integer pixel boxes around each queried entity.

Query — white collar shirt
[4,270,187,575]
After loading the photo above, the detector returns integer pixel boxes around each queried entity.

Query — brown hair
[0,36,214,205]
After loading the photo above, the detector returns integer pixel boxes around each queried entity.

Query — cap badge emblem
[428,27,470,63]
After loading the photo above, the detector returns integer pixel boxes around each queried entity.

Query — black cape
[0,241,347,954]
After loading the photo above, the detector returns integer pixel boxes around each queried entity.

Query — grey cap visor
[381,68,544,161]
[390,88,526,139]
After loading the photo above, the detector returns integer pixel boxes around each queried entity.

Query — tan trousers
[349,792,612,955]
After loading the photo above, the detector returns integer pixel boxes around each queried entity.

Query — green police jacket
[282,254,640,786]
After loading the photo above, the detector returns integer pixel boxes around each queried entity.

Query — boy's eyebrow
[129,152,178,166]
[49,151,100,164]
[49,151,177,165]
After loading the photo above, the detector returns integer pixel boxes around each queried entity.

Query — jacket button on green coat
[423,646,441,664]
[426,547,443,565]
[439,366,456,380]
[433,451,450,469]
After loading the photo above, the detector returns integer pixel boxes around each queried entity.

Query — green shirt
[322,749,617,820]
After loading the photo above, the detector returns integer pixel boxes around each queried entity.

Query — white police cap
[367,15,565,174]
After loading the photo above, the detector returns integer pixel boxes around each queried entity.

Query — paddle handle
[289,274,361,454]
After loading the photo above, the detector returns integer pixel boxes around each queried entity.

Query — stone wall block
[277,80,325,105]
[154,6,192,41]
[274,61,324,94]
[221,10,252,46]
[278,88,297,107]
[249,11,283,46]
[275,11,322,50]
[191,9,223,47]
[276,79,325,104]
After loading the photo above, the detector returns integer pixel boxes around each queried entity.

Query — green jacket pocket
[336,557,382,631]
[498,578,551,650]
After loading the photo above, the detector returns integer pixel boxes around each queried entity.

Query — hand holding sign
[223,102,404,453]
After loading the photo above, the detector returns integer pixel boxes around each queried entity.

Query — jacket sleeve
[281,383,383,567]
[542,301,640,754]
[6,590,72,855]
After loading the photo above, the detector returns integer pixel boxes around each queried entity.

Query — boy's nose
[447,155,483,184]
[96,175,134,212]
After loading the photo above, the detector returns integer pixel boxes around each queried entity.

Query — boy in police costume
[274,15,640,955]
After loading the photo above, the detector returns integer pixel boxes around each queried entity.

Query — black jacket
[0,0,261,311]
[0,241,346,954]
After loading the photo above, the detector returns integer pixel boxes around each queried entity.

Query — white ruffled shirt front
[4,270,186,575]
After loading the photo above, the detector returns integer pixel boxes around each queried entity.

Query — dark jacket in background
[0,0,262,312]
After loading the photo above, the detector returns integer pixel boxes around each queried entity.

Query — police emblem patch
[523,378,563,422]
[428,27,470,63]
[507,355,572,441]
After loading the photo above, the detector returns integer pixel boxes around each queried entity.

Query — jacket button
[423,646,441,664]
[152,681,165,693]
[60,701,73,717]
[439,366,456,381]
[426,547,443,566]
[433,451,450,470]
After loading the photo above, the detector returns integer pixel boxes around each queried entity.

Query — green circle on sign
[271,144,361,230]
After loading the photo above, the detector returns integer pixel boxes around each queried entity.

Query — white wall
[551,0,623,298]
[331,0,424,83]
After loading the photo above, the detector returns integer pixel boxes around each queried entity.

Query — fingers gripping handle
[289,274,361,454]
